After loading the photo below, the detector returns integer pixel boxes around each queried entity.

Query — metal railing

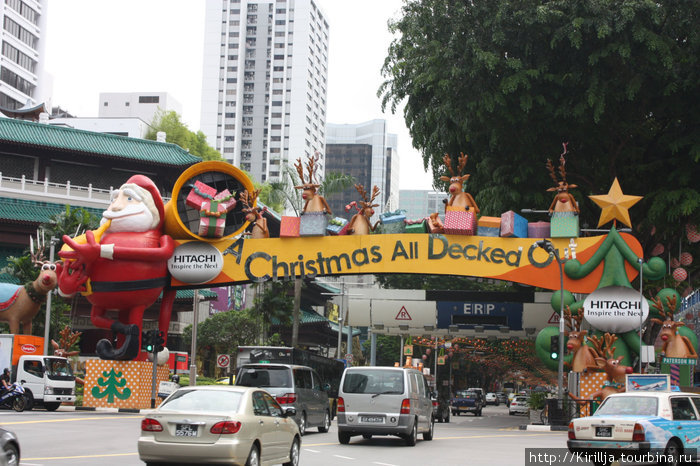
[0,172,112,206]
[541,398,601,426]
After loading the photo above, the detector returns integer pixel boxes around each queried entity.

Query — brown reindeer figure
[440,153,480,213]
[651,295,698,359]
[294,152,332,215]
[0,233,62,334]
[240,189,269,239]
[546,143,579,214]
[564,306,600,373]
[51,326,85,385]
[571,333,633,403]
[345,184,380,235]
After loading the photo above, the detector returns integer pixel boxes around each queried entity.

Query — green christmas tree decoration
[91,368,132,403]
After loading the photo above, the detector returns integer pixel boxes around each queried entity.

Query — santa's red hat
[124,174,165,229]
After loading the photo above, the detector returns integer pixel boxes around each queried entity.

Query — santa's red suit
[59,175,176,360]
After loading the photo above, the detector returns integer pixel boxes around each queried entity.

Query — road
[2,404,577,466]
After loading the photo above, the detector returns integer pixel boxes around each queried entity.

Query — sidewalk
[520,423,568,431]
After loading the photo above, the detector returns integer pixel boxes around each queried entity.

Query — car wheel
[509,411,514,416]
[404,419,417,446]
[663,439,683,466]
[12,395,25,412]
[476,409,482,417]
[23,390,34,411]
[362,434,372,439]
[2,443,19,466]
[282,437,300,466]
[338,431,351,444]
[423,417,434,441]
[245,444,260,466]
[297,412,306,436]
[318,410,331,433]
[44,402,60,411]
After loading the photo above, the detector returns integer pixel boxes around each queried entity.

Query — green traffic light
[146,344,154,352]
[550,352,559,360]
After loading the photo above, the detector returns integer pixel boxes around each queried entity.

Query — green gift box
[550,212,579,238]
[405,219,428,233]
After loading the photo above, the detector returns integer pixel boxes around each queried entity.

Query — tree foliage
[380,0,699,287]
[146,110,223,161]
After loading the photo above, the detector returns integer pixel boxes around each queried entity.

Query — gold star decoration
[589,178,642,228]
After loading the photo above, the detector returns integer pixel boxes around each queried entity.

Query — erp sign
[436,301,523,330]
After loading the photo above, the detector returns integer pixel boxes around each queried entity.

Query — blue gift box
[379,210,406,234]
[500,210,528,238]
[326,217,349,235]
[478,226,500,237]
[300,212,329,236]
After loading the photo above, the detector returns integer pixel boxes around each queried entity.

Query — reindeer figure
[571,333,633,402]
[651,295,697,359]
[51,326,82,358]
[564,306,600,372]
[0,232,61,334]
[346,184,380,235]
[294,153,332,215]
[240,189,269,239]
[546,143,579,214]
[440,153,479,213]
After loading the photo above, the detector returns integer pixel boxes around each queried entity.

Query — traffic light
[143,330,156,353]
[154,330,165,353]
[550,335,560,360]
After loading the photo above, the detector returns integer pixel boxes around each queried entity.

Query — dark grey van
[235,363,331,435]
[336,366,434,446]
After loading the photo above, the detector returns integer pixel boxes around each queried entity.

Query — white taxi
[567,391,700,465]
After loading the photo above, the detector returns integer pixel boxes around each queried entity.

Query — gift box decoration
[186,180,218,209]
[379,209,407,234]
[477,216,500,237]
[444,210,476,235]
[327,217,349,236]
[198,200,228,237]
[527,221,550,238]
[280,216,300,238]
[300,211,329,237]
[404,218,428,234]
[500,210,528,238]
[550,212,579,238]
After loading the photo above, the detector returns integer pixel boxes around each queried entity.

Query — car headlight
[44,386,53,395]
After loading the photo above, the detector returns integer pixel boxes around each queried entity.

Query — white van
[336,366,434,446]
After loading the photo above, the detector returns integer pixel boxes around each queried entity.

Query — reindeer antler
[457,152,468,175]
[588,334,605,356]
[355,184,369,203]
[651,296,676,320]
[564,305,583,332]
[603,333,618,359]
[370,185,380,205]
[240,189,260,210]
[29,228,48,266]
[546,159,559,184]
[442,154,455,177]
[306,157,318,185]
[294,158,306,184]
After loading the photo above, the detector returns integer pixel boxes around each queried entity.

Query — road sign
[217,354,231,369]
[395,306,412,321]
[345,353,353,363]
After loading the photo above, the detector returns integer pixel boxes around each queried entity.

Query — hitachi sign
[583,286,650,333]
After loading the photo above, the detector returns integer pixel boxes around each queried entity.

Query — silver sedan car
[138,385,300,466]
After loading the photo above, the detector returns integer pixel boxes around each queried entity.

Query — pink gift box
[280,216,300,237]
[198,201,228,237]
[444,210,476,235]
[213,189,236,211]
[528,221,551,238]
[186,180,218,209]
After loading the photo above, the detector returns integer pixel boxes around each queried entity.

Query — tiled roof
[271,308,328,325]
[0,197,104,224]
[0,118,201,166]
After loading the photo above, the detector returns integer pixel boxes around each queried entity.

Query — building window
[138,96,160,104]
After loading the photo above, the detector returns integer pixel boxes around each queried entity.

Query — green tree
[361,334,402,366]
[380,0,699,285]
[146,110,223,161]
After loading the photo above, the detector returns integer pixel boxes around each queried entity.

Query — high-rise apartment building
[201,0,329,184]
[0,0,48,110]
[326,119,399,216]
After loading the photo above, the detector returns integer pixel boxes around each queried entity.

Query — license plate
[361,416,384,423]
[596,426,612,437]
[175,424,198,437]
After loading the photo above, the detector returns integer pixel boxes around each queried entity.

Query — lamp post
[536,240,565,400]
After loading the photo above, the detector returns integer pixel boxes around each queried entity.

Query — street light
[535,239,565,400]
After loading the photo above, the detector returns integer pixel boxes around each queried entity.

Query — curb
[67,406,150,414]
[520,424,568,431]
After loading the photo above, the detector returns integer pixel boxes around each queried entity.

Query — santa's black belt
[90,277,169,292]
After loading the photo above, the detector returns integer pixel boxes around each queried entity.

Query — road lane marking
[23,452,137,461]
[1,415,141,425]
[374,462,398,466]
[304,449,320,453]
[334,455,355,460]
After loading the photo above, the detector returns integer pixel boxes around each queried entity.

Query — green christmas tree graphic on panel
[91,368,132,403]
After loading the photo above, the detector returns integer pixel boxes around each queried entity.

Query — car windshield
[454,391,476,399]
[342,370,404,394]
[236,367,292,388]
[595,396,658,416]
[44,358,74,380]
[160,389,243,413]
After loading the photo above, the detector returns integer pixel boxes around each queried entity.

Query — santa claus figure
[58,175,175,360]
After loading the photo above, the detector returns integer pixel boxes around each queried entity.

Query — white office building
[326,119,399,214]
[0,0,48,110]
[200,0,329,184]
[98,92,183,125]
[399,189,449,221]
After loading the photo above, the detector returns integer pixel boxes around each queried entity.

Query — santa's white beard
[103,204,155,232]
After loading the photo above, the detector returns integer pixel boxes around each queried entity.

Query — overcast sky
[43,0,434,190]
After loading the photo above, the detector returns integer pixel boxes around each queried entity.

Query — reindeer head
[590,333,633,382]
[440,153,471,195]
[651,295,682,342]
[564,306,587,352]
[29,230,61,293]
[240,189,263,222]
[546,143,579,212]
[294,154,321,201]
[353,184,380,219]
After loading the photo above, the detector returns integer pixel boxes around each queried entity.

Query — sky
[43,0,434,190]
